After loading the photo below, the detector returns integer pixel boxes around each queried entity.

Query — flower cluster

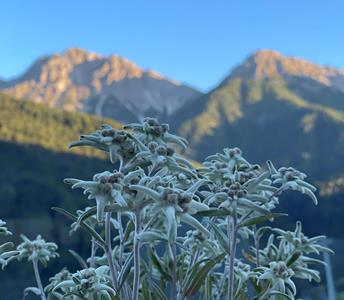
[52,267,116,299]
[247,221,333,297]
[0,219,14,269]
[0,219,12,236]
[6,235,58,266]
[1,117,332,300]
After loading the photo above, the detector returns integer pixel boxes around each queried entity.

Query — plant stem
[179,248,198,297]
[253,225,260,267]
[117,211,124,266]
[171,241,177,300]
[133,210,141,300]
[105,212,119,291]
[32,259,47,300]
[119,156,124,172]
[90,237,96,268]
[216,274,227,300]
[146,247,153,300]
[227,210,238,300]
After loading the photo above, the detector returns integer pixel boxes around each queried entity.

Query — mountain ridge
[170,51,344,183]
[0,47,201,123]
[1,48,344,175]
[230,49,344,91]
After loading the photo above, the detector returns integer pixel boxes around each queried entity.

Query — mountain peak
[0,48,201,122]
[252,49,283,60]
[57,47,102,63]
[231,49,344,90]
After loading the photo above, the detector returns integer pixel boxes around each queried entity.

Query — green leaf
[139,231,168,244]
[123,219,134,243]
[180,214,209,236]
[183,253,226,299]
[268,291,294,300]
[76,206,97,225]
[141,278,150,300]
[249,277,263,294]
[238,213,287,228]
[105,204,129,213]
[23,287,41,298]
[244,171,270,191]
[208,222,230,255]
[286,251,301,267]
[266,160,278,175]
[151,280,168,300]
[194,208,232,217]
[238,198,271,215]
[118,252,134,291]
[169,165,197,179]
[250,281,270,300]
[52,207,106,247]
[126,132,148,151]
[204,275,212,300]
[148,248,172,281]
[52,280,75,292]
[128,185,161,201]
[0,242,14,254]
[242,251,256,264]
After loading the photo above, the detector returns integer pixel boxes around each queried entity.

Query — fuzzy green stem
[90,237,96,268]
[117,211,124,266]
[32,259,47,300]
[227,211,237,300]
[253,225,260,267]
[171,241,177,300]
[133,210,141,300]
[105,212,119,291]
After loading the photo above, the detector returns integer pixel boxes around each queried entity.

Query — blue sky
[1,0,343,91]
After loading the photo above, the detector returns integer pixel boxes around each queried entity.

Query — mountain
[174,50,344,182]
[0,48,201,123]
[0,92,122,157]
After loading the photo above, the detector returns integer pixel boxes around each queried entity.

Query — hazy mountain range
[1,48,344,178]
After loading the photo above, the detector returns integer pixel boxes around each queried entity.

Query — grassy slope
[0,93,121,157]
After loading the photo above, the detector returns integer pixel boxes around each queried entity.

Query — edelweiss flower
[258,261,296,296]
[52,266,116,299]
[126,142,196,178]
[274,221,333,255]
[44,268,72,295]
[129,180,210,239]
[1,235,58,268]
[124,117,188,149]
[69,124,138,164]
[0,219,12,236]
[268,163,318,204]
[64,171,127,222]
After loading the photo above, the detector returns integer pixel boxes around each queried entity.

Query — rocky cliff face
[231,49,344,92]
[0,48,201,122]
[172,50,344,182]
